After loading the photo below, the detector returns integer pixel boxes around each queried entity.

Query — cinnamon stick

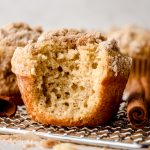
[141,76,150,107]
[127,79,148,128]
[0,96,17,117]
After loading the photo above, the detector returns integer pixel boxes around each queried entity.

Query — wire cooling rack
[0,99,150,149]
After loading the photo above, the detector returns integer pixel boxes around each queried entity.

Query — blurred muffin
[108,25,150,105]
[0,22,42,105]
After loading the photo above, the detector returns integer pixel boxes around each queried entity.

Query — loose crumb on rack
[0,133,42,143]
[52,143,77,150]
[22,143,36,150]
[41,139,59,148]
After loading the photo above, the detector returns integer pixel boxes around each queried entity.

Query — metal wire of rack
[0,100,150,149]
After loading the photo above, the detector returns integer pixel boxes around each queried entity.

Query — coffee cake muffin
[12,29,131,126]
[0,22,42,104]
[108,26,150,104]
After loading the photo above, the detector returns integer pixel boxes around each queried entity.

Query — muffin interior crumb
[35,42,104,119]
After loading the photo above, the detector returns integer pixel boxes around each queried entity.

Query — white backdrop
[0,0,149,31]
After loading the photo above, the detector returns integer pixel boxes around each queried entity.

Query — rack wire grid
[0,99,150,150]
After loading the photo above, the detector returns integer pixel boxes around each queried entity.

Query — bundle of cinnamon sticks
[126,78,149,129]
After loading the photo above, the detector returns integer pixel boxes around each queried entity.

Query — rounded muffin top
[38,29,107,48]
[11,28,131,78]
[0,22,42,47]
[108,25,150,58]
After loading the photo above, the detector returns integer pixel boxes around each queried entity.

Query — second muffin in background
[0,22,42,105]
[108,25,150,105]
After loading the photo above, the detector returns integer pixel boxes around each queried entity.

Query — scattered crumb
[0,134,116,150]
[25,143,35,148]
[21,132,42,141]
[52,143,77,150]
[22,143,36,150]
[0,133,42,143]
[41,139,59,148]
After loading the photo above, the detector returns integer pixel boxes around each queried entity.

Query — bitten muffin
[11,29,131,126]
[0,22,42,104]
[108,26,150,105]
